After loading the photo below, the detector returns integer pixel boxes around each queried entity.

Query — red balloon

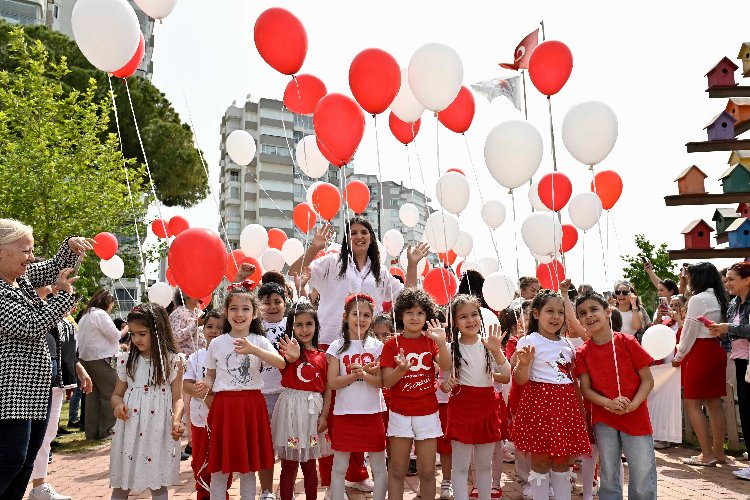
[349,48,401,115]
[93,232,118,260]
[538,172,573,211]
[311,183,341,221]
[168,229,227,299]
[388,113,421,145]
[198,293,213,310]
[284,74,326,115]
[253,7,307,75]
[447,168,465,176]
[293,202,318,233]
[225,250,263,283]
[344,180,370,214]
[422,260,431,278]
[455,260,463,277]
[314,93,365,167]
[437,86,475,134]
[528,41,573,97]
[591,170,623,210]
[536,260,565,291]
[168,216,190,236]
[390,267,405,279]
[112,32,144,79]
[268,228,288,250]
[423,268,458,306]
[438,250,457,266]
[561,224,578,253]
[151,219,171,239]
[165,267,177,287]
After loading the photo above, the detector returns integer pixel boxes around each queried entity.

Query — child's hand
[348,363,364,378]
[482,324,507,353]
[516,345,535,366]
[406,242,430,266]
[234,337,257,355]
[394,348,412,372]
[204,394,214,408]
[363,361,381,376]
[559,279,572,296]
[114,404,129,421]
[194,379,212,399]
[294,267,312,289]
[425,319,447,343]
[279,336,301,360]
[317,415,328,433]
[171,421,185,441]
[237,262,256,280]
[440,377,459,393]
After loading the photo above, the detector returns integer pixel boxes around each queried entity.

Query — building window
[229,187,240,199]
[260,125,294,139]
[226,222,241,233]
[261,144,293,157]
[389,199,399,206]
[53,4,59,18]
[294,114,313,129]
[226,206,240,217]
[229,170,240,182]
[115,288,137,314]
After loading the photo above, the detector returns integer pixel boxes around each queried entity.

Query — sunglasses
[614,290,631,296]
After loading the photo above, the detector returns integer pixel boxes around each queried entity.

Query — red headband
[345,293,375,307]
[227,279,256,293]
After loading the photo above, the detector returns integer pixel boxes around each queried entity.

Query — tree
[621,234,679,316]
[0,28,147,299]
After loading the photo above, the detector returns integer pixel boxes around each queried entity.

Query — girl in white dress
[110,303,184,500]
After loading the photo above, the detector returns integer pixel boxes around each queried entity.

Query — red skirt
[446,386,506,445]
[207,390,274,474]
[512,381,591,457]
[436,403,451,454]
[682,338,727,399]
[331,413,386,453]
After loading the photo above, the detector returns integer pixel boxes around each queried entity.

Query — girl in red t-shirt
[272,301,332,500]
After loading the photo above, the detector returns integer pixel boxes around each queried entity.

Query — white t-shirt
[326,337,386,415]
[619,310,636,335]
[204,333,274,392]
[184,349,208,427]
[261,319,286,395]
[310,253,403,346]
[453,340,493,388]
[516,332,575,385]
[77,307,121,361]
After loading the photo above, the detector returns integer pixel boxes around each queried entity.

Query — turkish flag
[499,28,540,70]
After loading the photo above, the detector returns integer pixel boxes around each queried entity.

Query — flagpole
[540,20,546,41]
[521,70,528,120]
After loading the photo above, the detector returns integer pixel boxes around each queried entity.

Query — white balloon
[391,69,425,123]
[528,181,551,212]
[261,248,285,273]
[408,43,464,112]
[452,231,474,257]
[71,0,140,73]
[377,242,388,263]
[562,101,618,166]
[482,273,517,310]
[281,238,305,266]
[521,212,562,256]
[296,135,329,178]
[568,193,603,231]
[149,282,173,308]
[480,200,507,229]
[641,324,677,360]
[100,255,124,279]
[226,130,257,166]
[478,256,499,277]
[306,181,323,214]
[399,203,420,228]
[436,172,470,214]
[461,259,481,274]
[424,212,460,254]
[133,0,177,19]
[532,252,554,264]
[485,121,544,189]
[239,224,268,258]
[400,248,426,276]
[383,229,405,257]
[481,308,500,330]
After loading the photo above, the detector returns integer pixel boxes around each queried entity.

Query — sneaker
[180,451,190,461]
[521,484,532,500]
[67,419,80,429]
[259,490,276,500]
[185,444,193,455]
[345,479,374,492]
[734,467,750,480]
[407,458,418,476]
[56,427,73,436]
[324,488,349,500]
[439,480,454,500]
[469,487,479,498]
[745,452,749,460]
[28,483,71,500]
[653,440,670,449]
[491,487,503,499]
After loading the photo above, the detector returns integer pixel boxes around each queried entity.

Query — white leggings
[210,472,255,500]
[452,441,494,500]
[581,444,600,500]
[112,487,167,499]
[331,451,386,500]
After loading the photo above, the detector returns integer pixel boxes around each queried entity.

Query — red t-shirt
[380,334,439,416]
[280,349,328,393]
[574,332,654,436]
[505,335,521,359]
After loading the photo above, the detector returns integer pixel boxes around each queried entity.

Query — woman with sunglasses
[612,280,650,339]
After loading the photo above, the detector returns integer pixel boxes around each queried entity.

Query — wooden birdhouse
[738,203,750,218]
[726,98,750,124]
[674,165,708,194]
[738,42,750,77]
[713,208,740,234]
[705,111,738,141]
[729,150,750,168]
[719,164,750,193]
[727,218,750,248]
[681,220,714,250]
[706,57,739,88]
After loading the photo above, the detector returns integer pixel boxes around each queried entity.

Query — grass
[54,400,109,454]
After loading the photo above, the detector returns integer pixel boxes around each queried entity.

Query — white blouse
[77,307,121,361]
[675,288,722,362]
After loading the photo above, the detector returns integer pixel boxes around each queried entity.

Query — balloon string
[581,231,586,283]
[432,118,455,303]
[521,70,529,120]
[374,115,386,241]
[280,80,311,202]
[609,209,624,256]
[510,191,521,281]
[589,168,609,289]
[412,135,431,243]
[338,169,355,295]
[406,144,415,200]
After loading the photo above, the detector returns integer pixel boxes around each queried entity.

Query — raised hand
[516,345,536,366]
[629,294,639,308]
[68,236,95,256]
[425,319,447,343]
[294,267,312,289]
[312,224,334,251]
[440,377,459,393]
[406,242,430,266]
[394,348,412,372]
[114,403,129,421]
[559,279,572,296]
[279,336,301,359]
[237,262,256,279]
[54,268,79,294]
[482,324,507,353]
[233,337,257,355]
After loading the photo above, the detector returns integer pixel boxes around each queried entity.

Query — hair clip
[345,293,375,307]
[227,279,256,292]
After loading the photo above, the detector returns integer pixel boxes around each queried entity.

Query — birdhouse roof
[714,208,740,220]
[726,218,750,232]
[719,163,750,179]
[704,110,739,129]
[728,98,750,107]
[674,165,708,181]
[681,219,714,234]
[738,43,750,58]
[706,57,739,76]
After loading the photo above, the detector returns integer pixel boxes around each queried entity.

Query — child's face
[203,317,223,343]
[454,303,481,338]
[576,299,610,335]
[226,295,255,332]
[129,321,152,355]
[534,297,565,336]
[344,301,373,339]
[401,305,427,334]
[293,312,317,347]
[372,323,393,342]
[261,292,286,323]
[521,282,540,300]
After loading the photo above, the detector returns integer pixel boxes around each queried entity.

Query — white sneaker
[440,480,454,500]
[521,484,532,500]
[259,490,276,500]
[744,452,749,460]
[345,478,374,492]
[734,467,750,480]
[28,484,71,500]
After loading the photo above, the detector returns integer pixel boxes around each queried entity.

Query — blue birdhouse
[727,218,750,248]
[705,111,738,141]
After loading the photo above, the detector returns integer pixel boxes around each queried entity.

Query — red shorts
[446,386,505,445]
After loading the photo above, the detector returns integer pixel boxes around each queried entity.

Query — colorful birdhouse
[719,164,750,193]
[738,42,750,77]
[681,220,714,250]
[713,208,740,234]
[738,203,750,218]
[727,218,750,248]
[706,57,739,88]
[674,165,708,194]
[726,98,750,124]
[729,150,750,168]
[705,111,738,141]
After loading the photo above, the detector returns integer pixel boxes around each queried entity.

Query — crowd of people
[2,216,750,500]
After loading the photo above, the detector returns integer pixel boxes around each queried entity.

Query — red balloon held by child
[168,229,227,299]
[388,113,420,145]
[560,224,578,253]
[349,48,401,115]
[536,260,565,291]
[225,250,262,283]
[423,268,458,306]
[93,232,118,260]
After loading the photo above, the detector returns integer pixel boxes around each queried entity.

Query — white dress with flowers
[109,351,182,492]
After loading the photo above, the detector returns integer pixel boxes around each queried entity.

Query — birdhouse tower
[681,220,714,249]
[727,218,750,248]
[738,42,750,77]
[719,164,750,193]
[674,165,708,194]
[705,111,738,141]
[706,57,739,88]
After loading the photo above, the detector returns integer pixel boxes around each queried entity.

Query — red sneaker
[491,487,503,499]
[469,487,479,498]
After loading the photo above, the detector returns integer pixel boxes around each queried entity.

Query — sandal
[681,456,717,467]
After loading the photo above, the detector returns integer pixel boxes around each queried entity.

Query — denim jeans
[0,394,51,500]
[68,381,82,422]
[594,422,657,500]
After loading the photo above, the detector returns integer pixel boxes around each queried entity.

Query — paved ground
[26,442,750,499]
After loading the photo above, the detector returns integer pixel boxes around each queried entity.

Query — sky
[146,0,748,296]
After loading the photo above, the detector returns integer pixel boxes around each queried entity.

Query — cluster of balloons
[93,231,125,280]
[151,216,190,239]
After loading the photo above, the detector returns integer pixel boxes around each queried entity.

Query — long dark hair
[448,294,491,381]
[613,280,644,311]
[527,290,565,337]
[338,216,381,284]
[285,301,321,363]
[338,293,375,354]
[125,303,178,386]
[457,270,490,309]
[82,289,114,316]
[222,286,264,336]
[688,262,729,321]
